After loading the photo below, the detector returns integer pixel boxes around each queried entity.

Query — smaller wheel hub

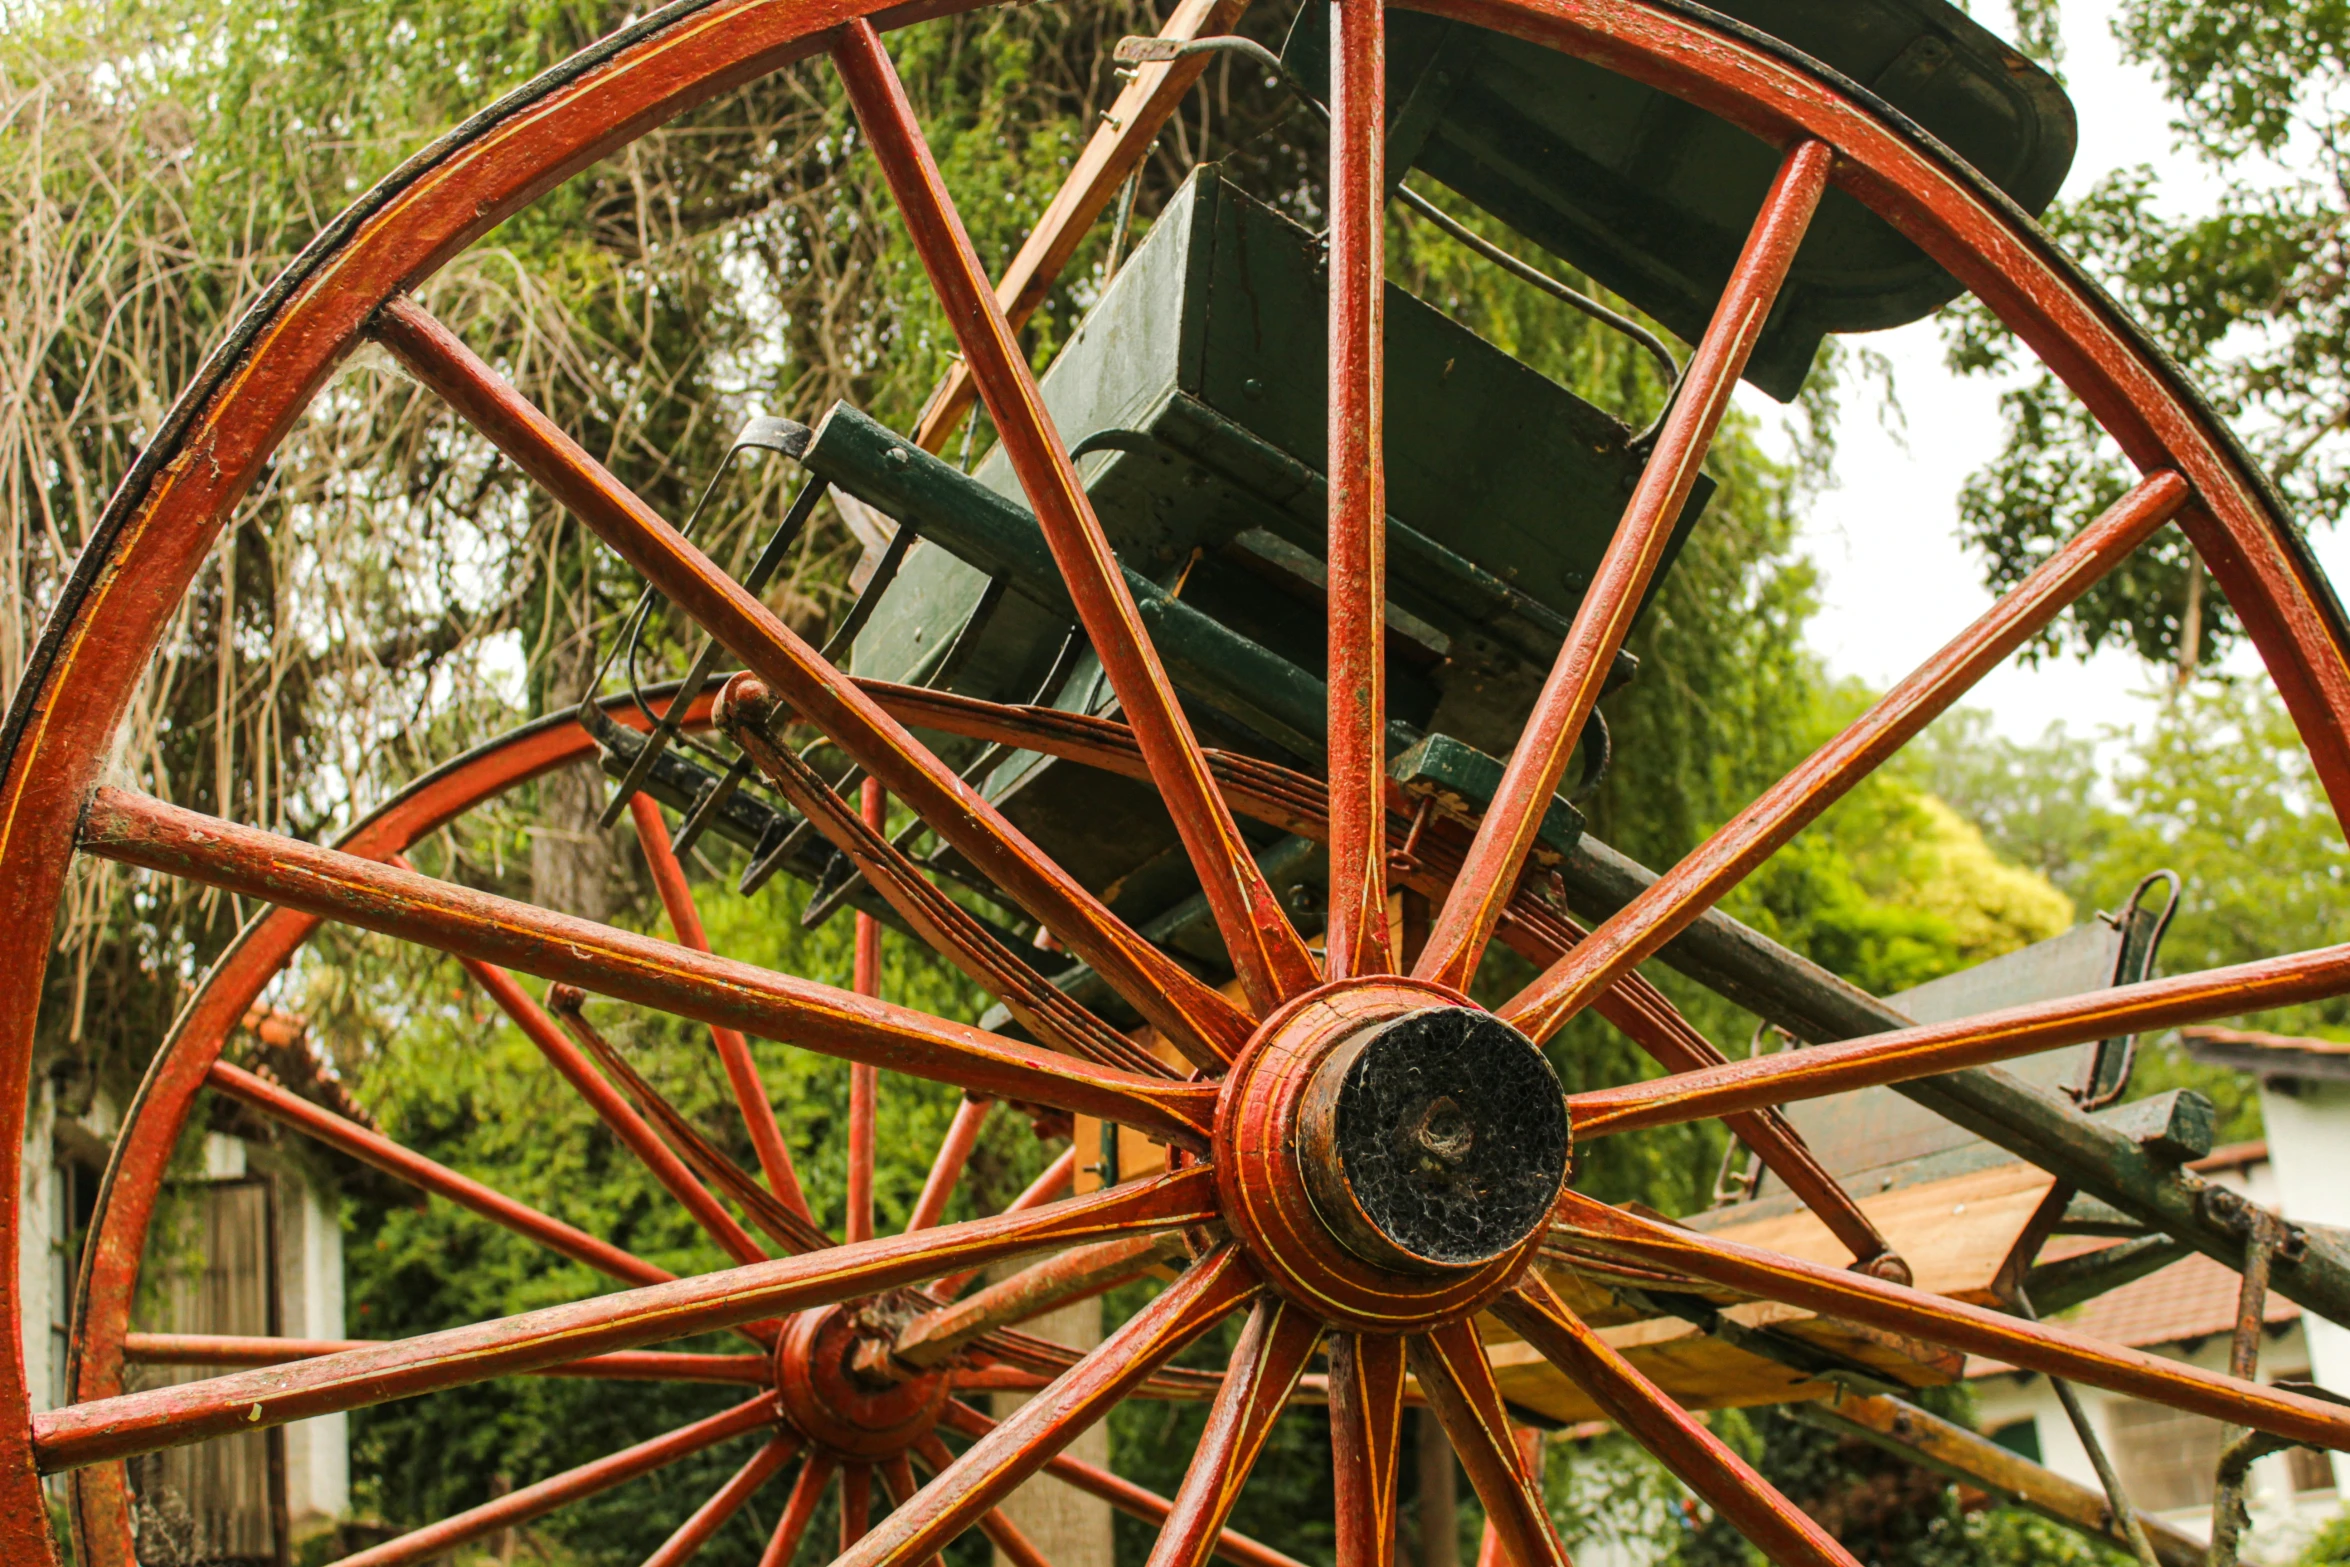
[1215,979,1570,1332]
[774,1305,948,1459]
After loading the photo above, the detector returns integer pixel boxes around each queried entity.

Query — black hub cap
[1298,1006,1570,1272]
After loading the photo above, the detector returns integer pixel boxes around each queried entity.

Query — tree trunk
[991,1296,1113,1567]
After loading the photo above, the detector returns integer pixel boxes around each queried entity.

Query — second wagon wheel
[61,693,1278,1567]
[7,0,2350,1565]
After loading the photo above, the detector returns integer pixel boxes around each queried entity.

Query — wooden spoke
[932,1146,1078,1299]
[862,679,1902,1273]
[79,788,1219,1145]
[368,294,1253,1072]
[30,1166,1218,1472]
[205,1059,666,1287]
[907,0,1247,453]
[877,1455,951,1567]
[832,1245,1261,1567]
[887,1233,1188,1371]
[1569,937,2350,1139]
[1471,1428,1545,1567]
[628,793,814,1220]
[1495,1274,1858,1567]
[1408,1321,1571,1567]
[1416,138,1835,993]
[476,970,769,1268]
[938,1404,1312,1567]
[1145,1296,1326,1567]
[907,1095,993,1233]
[466,960,768,1267]
[851,776,884,1245]
[910,1435,1055,1567]
[330,1396,778,1567]
[1327,1332,1410,1567]
[1551,1192,2350,1451]
[719,680,1166,1076]
[1324,0,1391,980]
[122,1334,767,1384]
[843,1463,875,1551]
[646,1435,800,1567]
[1520,923,1901,1276]
[549,988,835,1254]
[1504,467,2191,1041]
[829,18,1320,1021]
[760,1454,838,1567]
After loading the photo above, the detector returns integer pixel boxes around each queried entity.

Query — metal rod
[1791,1389,2204,1567]
[2011,1286,2163,1567]
[2208,1212,2287,1567]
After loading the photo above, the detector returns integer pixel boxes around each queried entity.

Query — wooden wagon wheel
[9,0,2350,1564]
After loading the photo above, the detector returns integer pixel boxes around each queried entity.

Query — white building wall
[1971,1322,2335,1564]
[2256,1078,2350,1493]
[277,1168,350,1532]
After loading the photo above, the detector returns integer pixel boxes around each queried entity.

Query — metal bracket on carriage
[2200,1181,2310,1264]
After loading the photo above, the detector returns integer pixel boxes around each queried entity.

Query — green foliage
[2296,1507,2350,1564]
[1913,682,2350,1141]
[1944,0,2350,665]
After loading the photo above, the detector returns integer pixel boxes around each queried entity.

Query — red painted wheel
[7,3,2350,1566]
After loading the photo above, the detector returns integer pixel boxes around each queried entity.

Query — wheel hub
[1216,979,1570,1332]
[773,1304,949,1460]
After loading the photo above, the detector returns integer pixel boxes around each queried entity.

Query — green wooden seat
[1283,0,2076,399]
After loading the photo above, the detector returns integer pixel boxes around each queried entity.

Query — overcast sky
[1746,0,2350,746]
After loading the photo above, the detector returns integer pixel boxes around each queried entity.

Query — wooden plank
[1690,1162,2057,1303]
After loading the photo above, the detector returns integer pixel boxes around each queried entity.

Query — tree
[1946,0,2350,674]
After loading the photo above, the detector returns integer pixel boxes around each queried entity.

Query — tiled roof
[2182,1025,2350,1082]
